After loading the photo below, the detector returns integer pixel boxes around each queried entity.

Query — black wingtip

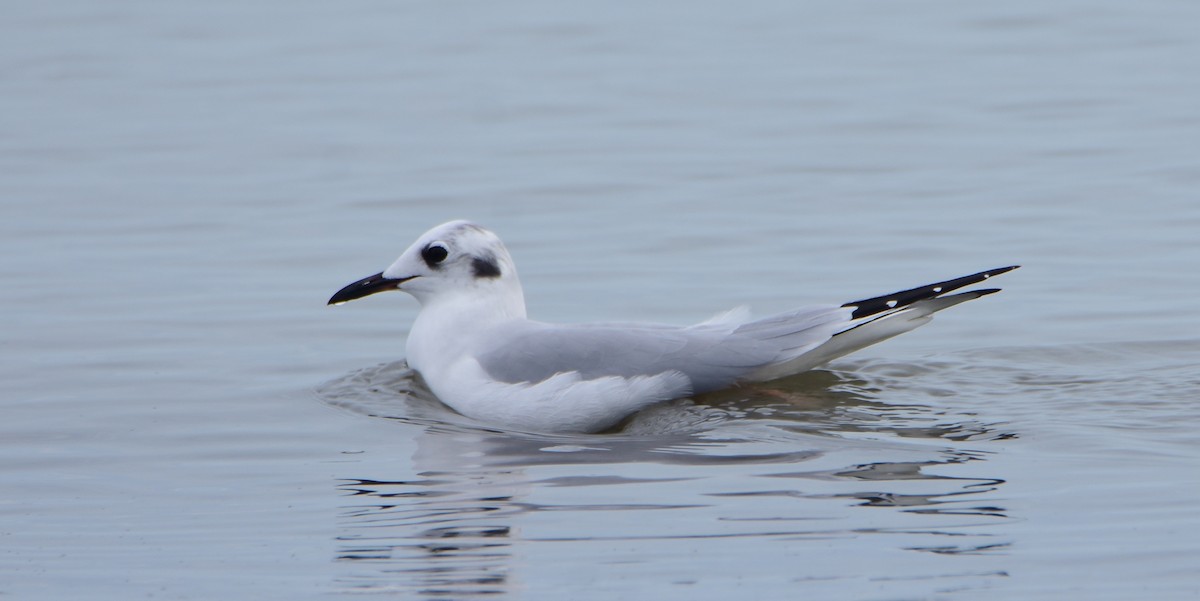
[841,266,1018,320]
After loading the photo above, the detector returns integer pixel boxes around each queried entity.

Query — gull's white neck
[405,281,526,379]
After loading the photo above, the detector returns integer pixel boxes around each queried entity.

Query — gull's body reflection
[336,427,534,596]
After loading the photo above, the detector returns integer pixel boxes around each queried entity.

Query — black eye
[422,244,449,267]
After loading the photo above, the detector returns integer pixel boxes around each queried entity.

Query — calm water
[3,1,1199,599]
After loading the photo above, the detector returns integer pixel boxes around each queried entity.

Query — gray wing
[474,307,849,393]
[473,321,771,392]
[473,267,1017,392]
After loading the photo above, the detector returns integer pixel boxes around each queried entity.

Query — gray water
[3,1,1199,599]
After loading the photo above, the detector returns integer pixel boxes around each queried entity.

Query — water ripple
[313,341,1200,597]
[325,429,1006,596]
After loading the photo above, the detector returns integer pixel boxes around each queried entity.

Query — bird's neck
[406,284,526,376]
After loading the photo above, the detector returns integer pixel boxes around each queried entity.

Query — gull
[329,220,1017,433]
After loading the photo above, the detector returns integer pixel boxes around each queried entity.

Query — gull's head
[328,220,522,308]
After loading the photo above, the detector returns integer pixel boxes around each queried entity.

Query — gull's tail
[744,266,1019,381]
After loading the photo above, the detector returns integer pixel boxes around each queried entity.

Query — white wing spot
[886,300,898,308]
[932,286,942,293]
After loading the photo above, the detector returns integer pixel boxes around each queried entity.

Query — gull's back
[473,303,851,394]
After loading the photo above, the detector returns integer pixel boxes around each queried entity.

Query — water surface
[2,1,1198,599]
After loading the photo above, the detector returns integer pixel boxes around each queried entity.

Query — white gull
[329,220,1017,433]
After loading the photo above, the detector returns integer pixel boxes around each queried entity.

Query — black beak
[327,272,414,305]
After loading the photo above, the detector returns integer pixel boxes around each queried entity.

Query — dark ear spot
[472,256,501,279]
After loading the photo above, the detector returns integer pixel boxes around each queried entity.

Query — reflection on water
[336,470,521,596]
[319,361,1012,596]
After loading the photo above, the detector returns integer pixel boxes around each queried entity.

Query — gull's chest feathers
[405,295,512,381]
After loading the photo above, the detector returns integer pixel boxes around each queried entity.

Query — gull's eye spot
[422,243,449,267]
